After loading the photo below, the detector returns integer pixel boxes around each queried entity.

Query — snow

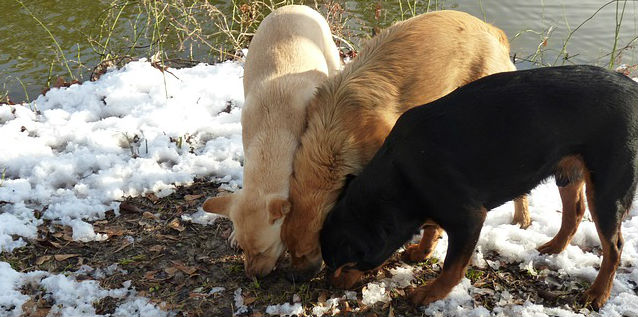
[361,282,391,306]
[1,60,243,316]
[265,302,304,316]
[0,262,167,317]
[234,288,249,316]
[181,207,221,225]
[311,297,341,316]
[1,59,637,316]
[208,287,226,295]
[0,59,244,250]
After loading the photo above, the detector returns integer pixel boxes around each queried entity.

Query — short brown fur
[283,10,517,278]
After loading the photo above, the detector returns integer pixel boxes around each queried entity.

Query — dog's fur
[320,65,638,310]
[283,10,517,280]
[201,5,341,277]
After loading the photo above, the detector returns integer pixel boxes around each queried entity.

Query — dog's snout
[244,254,277,278]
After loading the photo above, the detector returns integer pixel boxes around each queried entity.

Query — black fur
[320,65,638,276]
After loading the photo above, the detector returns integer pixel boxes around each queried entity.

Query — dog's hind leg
[512,195,531,228]
[537,179,586,254]
[581,161,636,310]
[409,207,486,306]
[402,222,442,263]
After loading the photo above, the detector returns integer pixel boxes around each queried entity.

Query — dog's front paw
[401,244,429,263]
[511,217,531,229]
[537,238,566,255]
[582,287,609,311]
[407,284,446,306]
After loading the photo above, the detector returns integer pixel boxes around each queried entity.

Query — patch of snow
[1,59,243,317]
[209,287,225,295]
[311,297,341,316]
[361,282,391,306]
[0,60,244,248]
[0,262,167,317]
[181,208,221,225]
[233,288,248,316]
[265,302,304,316]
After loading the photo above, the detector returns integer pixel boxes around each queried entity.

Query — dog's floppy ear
[202,193,235,217]
[267,196,291,225]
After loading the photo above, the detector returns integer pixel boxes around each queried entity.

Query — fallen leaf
[144,270,158,280]
[102,227,125,237]
[165,267,179,276]
[62,227,74,241]
[21,299,50,317]
[36,255,52,265]
[53,76,66,88]
[244,296,257,305]
[146,193,159,203]
[171,260,197,275]
[168,219,185,232]
[54,254,79,261]
[119,202,142,214]
[149,245,165,252]
[142,211,157,220]
[37,240,62,249]
[184,194,203,201]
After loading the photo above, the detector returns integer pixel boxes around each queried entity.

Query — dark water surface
[1,0,637,102]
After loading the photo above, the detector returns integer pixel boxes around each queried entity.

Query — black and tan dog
[320,65,638,309]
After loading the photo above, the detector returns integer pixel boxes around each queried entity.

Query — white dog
[202,5,341,277]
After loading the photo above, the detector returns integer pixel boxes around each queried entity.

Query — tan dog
[201,5,341,277]
[283,10,522,280]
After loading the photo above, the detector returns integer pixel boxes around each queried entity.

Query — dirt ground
[1,180,598,316]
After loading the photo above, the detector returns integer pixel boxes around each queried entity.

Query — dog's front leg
[402,223,442,262]
[409,208,486,306]
[512,195,531,228]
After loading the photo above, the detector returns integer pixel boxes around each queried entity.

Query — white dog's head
[202,191,289,277]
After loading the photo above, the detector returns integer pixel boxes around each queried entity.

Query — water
[1,0,637,103]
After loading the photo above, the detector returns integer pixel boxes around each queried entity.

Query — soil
[1,180,595,317]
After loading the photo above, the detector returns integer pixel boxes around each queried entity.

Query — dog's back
[202,5,340,277]
[374,65,638,211]
[284,10,516,278]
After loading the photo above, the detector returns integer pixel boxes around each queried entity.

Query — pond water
[1,0,637,102]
